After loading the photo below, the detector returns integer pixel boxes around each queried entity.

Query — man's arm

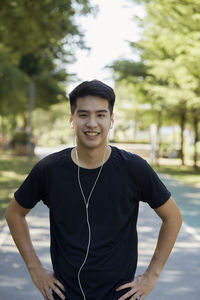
[116,196,182,300]
[5,197,65,300]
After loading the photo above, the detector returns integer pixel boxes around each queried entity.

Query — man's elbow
[175,208,182,229]
[172,200,182,226]
[5,196,27,224]
[166,206,182,231]
[5,199,15,224]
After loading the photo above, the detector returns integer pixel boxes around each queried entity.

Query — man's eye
[98,114,105,117]
[79,114,87,117]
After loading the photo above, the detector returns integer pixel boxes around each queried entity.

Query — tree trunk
[27,79,35,158]
[193,111,199,169]
[180,109,186,166]
[22,115,28,131]
[0,116,7,150]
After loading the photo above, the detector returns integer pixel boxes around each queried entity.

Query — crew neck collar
[70,145,113,171]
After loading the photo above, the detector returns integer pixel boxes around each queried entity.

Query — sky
[68,0,145,91]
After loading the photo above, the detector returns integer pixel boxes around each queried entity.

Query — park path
[136,174,200,299]
[0,146,199,299]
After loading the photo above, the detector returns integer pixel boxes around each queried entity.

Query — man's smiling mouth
[85,132,100,136]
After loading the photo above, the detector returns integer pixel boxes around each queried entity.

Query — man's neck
[73,143,111,169]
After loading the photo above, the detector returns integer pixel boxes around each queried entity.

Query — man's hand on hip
[29,265,66,300]
[116,272,157,300]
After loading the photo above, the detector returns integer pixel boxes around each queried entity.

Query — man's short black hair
[69,80,115,115]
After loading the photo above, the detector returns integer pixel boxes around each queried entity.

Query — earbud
[70,122,74,128]
[110,122,113,129]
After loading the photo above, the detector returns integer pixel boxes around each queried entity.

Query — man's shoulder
[112,146,152,178]
[113,145,146,164]
[35,147,72,169]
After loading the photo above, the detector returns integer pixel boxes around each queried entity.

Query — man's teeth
[86,132,99,136]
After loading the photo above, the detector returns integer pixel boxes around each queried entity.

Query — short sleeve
[138,160,171,208]
[14,160,46,209]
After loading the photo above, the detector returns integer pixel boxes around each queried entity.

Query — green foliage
[0,58,29,116]
[0,0,93,145]
[111,60,149,82]
[111,0,200,166]
[32,102,73,146]
[0,0,92,55]
[0,155,38,220]
[11,131,29,145]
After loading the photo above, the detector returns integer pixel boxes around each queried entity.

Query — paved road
[0,147,200,299]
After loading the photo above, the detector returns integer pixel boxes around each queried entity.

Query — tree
[111,0,200,167]
[0,0,94,150]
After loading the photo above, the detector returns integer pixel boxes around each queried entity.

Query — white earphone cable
[75,146,108,300]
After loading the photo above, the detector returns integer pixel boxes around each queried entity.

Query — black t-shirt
[14,146,171,300]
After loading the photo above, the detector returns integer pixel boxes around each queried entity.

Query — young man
[6,80,182,300]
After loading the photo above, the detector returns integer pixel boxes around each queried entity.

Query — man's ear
[111,113,114,126]
[69,114,73,128]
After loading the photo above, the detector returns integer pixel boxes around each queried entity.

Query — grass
[153,164,200,187]
[0,155,38,221]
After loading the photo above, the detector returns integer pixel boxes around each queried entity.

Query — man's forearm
[6,213,42,271]
[116,200,182,300]
[6,205,66,300]
[145,210,182,278]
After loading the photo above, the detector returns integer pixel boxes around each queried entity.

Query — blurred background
[0,3,200,299]
[0,0,200,218]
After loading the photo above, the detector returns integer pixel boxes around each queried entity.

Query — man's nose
[86,117,97,128]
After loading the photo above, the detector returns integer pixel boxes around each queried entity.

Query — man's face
[70,96,114,149]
